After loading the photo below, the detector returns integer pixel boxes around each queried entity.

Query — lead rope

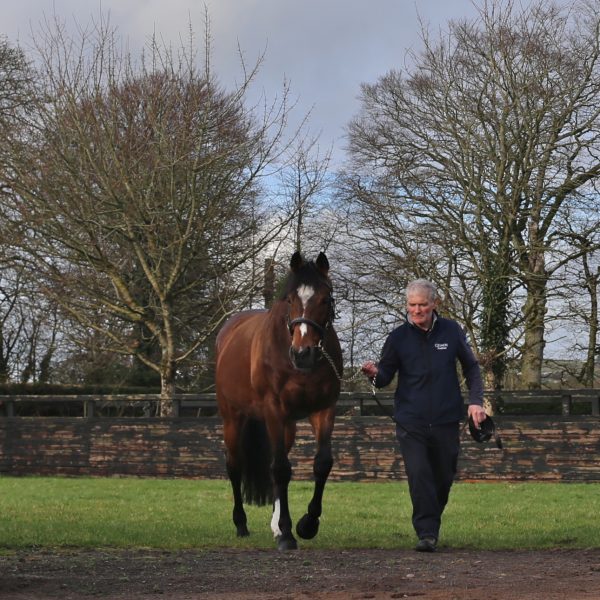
[369,376,400,425]
[320,346,399,423]
[319,346,364,384]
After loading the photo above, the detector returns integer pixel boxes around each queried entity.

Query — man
[362,279,486,552]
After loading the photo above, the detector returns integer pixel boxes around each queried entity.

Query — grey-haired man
[362,279,486,552]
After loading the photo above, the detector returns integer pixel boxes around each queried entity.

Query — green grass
[0,476,598,550]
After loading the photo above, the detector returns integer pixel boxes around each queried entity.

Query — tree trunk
[479,264,511,392]
[580,267,599,387]
[159,359,176,417]
[263,258,275,309]
[482,369,496,415]
[521,269,547,389]
[0,332,9,383]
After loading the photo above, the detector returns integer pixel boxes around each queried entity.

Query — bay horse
[215,251,342,550]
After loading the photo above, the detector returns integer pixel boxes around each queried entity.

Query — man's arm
[362,333,399,388]
[456,325,487,426]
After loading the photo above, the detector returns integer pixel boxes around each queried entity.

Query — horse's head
[284,251,336,372]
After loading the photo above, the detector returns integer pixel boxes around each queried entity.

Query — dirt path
[2,547,600,599]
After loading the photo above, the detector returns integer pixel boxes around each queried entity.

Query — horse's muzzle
[289,346,321,372]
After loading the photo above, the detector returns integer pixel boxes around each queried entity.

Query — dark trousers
[396,422,460,540]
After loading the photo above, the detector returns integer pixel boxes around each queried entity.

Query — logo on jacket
[434,343,448,351]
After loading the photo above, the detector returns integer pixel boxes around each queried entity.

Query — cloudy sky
[3,0,480,166]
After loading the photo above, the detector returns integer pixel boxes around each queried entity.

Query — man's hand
[361,361,378,378]
[468,404,487,428]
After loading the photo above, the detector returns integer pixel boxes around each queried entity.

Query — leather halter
[287,296,336,341]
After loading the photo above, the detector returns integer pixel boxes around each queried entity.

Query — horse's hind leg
[296,408,335,540]
[228,462,249,537]
[223,418,249,537]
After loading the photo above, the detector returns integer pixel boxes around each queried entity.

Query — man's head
[405,279,438,331]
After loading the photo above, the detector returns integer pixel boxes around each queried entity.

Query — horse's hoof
[277,535,298,551]
[236,525,250,537]
[296,514,319,539]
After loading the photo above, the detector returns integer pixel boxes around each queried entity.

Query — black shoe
[415,537,437,552]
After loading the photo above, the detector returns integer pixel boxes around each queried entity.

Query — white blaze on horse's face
[296,284,315,338]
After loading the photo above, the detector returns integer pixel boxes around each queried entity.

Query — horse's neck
[268,300,286,322]
[265,301,289,341]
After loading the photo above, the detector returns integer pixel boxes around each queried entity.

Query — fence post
[172,398,181,418]
[84,399,96,418]
[5,400,15,417]
[561,394,571,416]
[592,396,600,417]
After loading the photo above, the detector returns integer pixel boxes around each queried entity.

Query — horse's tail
[240,417,273,506]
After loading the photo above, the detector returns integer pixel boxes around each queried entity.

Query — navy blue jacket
[374,315,483,426]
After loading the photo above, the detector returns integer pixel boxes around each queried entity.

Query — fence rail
[1,389,599,417]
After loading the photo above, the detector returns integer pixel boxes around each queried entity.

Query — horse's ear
[315,252,329,276]
[290,251,304,272]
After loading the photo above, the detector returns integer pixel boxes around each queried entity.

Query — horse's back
[216,309,266,355]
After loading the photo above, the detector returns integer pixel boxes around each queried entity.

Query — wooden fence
[1,388,599,417]
[0,392,599,482]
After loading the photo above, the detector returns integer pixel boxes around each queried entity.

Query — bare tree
[0,272,24,383]
[278,136,333,254]
[553,208,600,387]
[1,17,296,414]
[0,259,58,384]
[343,0,600,389]
[0,34,49,384]
[572,248,599,387]
[0,36,33,134]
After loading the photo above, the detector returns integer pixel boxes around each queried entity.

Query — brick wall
[0,415,598,482]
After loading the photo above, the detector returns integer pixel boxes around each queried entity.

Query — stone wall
[1,415,599,482]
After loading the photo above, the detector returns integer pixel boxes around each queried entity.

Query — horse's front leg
[268,420,297,550]
[296,407,335,540]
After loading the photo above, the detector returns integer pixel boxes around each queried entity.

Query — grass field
[0,476,598,551]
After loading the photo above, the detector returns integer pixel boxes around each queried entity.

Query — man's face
[406,291,436,331]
